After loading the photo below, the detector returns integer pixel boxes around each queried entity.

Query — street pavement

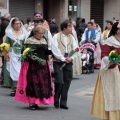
[0,66,100,120]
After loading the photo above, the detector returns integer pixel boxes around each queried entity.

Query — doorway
[90,0,104,30]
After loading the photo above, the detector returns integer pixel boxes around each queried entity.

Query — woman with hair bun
[90,21,120,120]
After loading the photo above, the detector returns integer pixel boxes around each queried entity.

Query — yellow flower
[0,43,5,48]
[0,43,10,57]
[109,50,115,56]
[109,50,118,57]
[4,43,10,51]
[0,43,10,51]
[23,48,31,57]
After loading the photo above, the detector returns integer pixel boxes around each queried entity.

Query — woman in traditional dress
[71,20,82,77]
[90,21,120,120]
[93,23,101,68]
[3,17,28,96]
[15,25,54,110]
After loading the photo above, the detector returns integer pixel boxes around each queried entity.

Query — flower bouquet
[21,47,46,65]
[60,47,79,70]
[109,50,120,62]
[0,43,10,57]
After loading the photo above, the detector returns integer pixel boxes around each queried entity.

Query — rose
[75,47,79,52]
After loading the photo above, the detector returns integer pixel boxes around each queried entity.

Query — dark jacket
[49,22,58,36]
[79,23,87,33]
[0,18,9,38]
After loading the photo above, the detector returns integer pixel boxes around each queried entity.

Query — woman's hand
[30,56,35,60]
[109,61,120,69]
[5,56,10,61]
[110,61,120,66]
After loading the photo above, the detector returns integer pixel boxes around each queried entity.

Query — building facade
[0,0,120,30]
[77,0,120,30]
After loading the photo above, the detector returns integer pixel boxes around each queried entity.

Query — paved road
[0,69,99,120]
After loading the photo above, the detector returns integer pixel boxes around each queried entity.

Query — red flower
[75,47,79,52]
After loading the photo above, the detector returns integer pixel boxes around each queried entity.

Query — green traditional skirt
[3,60,17,88]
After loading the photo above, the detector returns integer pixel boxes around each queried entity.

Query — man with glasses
[34,12,49,30]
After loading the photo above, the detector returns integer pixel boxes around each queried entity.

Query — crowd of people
[76,17,120,120]
[0,12,81,110]
[0,11,120,120]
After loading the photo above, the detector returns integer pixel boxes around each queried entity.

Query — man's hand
[88,38,91,42]
[65,57,73,63]
[80,41,85,45]
[91,39,95,42]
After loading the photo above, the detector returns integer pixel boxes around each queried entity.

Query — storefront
[0,0,80,25]
[1,0,120,30]
[9,0,35,23]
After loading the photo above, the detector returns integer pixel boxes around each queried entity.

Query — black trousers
[53,62,72,106]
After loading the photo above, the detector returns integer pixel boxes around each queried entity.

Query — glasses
[34,21,42,23]
[14,23,21,25]
[37,32,44,35]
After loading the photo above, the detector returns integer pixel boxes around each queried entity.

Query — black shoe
[54,104,59,108]
[35,104,39,109]
[54,105,59,108]
[60,105,69,109]
[29,104,38,110]
[10,90,16,97]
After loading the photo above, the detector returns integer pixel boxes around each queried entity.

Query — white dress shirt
[51,32,78,62]
[81,28,91,42]
[46,30,53,50]
[81,53,90,66]
[94,30,101,43]
[81,28,100,43]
